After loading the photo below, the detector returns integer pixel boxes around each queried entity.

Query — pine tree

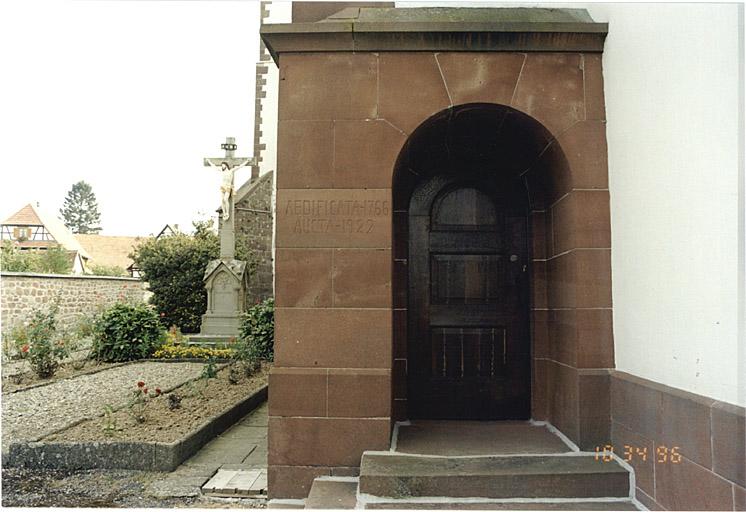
[60,181,102,234]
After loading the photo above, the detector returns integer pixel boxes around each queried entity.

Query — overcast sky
[0,0,261,236]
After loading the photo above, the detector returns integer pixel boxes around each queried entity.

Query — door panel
[408,181,530,420]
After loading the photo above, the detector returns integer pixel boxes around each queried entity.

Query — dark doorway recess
[408,176,530,419]
[393,103,562,421]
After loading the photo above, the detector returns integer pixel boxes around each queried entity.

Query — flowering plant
[127,380,163,423]
[22,302,68,378]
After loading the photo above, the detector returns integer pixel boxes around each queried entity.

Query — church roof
[235,170,273,205]
[2,203,91,260]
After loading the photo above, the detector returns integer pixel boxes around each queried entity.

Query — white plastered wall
[583,3,743,407]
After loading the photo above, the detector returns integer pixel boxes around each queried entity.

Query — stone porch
[293,420,639,510]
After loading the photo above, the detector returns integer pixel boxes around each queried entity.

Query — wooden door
[408,180,530,420]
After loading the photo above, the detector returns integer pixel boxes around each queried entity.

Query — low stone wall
[610,371,745,510]
[5,385,268,471]
[1,272,149,331]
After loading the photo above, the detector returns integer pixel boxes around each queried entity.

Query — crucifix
[204,137,254,259]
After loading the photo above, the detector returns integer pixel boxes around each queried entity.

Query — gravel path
[3,347,91,377]
[2,361,205,453]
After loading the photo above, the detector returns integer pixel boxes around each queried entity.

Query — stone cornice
[261,7,608,64]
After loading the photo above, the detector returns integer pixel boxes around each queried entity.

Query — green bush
[131,221,252,333]
[130,221,216,333]
[239,298,274,361]
[1,241,72,274]
[89,264,127,277]
[3,323,31,361]
[91,303,165,362]
[9,302,68,378]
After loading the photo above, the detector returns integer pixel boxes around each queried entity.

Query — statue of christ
[206,160,250,221]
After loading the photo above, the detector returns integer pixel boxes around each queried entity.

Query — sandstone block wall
[269,49,612,499]
[610,371,745,511]
[1,272,148,331]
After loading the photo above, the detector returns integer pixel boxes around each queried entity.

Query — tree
[131,221,219,333]
[60,181,102,234]
[131,220,250,333]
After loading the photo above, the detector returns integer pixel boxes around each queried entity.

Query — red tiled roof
[75,234,149,270]
[2,204,43,226]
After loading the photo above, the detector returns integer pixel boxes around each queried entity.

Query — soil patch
[2,359,121,394]
[46,363,269,444]
[2,467,267,508]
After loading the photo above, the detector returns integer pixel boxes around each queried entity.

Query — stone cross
[204,137,254,259]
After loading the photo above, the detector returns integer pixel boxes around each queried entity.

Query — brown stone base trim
[268,465,359,499]
[610,371,745,511]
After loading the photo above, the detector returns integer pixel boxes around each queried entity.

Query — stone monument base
[186,333,237,348]
[188,258,249,347]
[199,312,243,336]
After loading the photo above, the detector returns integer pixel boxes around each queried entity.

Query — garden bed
[2,359,124,394]
[6,363,269,471]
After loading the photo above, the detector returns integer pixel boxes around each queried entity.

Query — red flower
[21,344,29,354]
[155,388,162,396]
[160,312,165,317]
[137,381,145,388]
[143,387,148,394]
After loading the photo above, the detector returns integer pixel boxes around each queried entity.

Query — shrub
[21,302,67,378]
[89,264,127,277]
[91,303,165,362]
[72,310,99,342]
[200,358,219,379]
[131,221,217,333]
[131,221,251,333]
[152,344,233,360]
[239,298,275,361]
[0,241,72,274]
[164,325,186,346]
[3,323,31,361]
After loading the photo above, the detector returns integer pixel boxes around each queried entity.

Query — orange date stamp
[594,445,682,463]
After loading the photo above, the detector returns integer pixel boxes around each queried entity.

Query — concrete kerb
[4,385,268,472]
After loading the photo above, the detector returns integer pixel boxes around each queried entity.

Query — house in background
[1,203,90,274]
[75,234,148,277]
[155,224,179,239]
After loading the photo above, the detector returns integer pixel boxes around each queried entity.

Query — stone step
[361,499,640,510]
[305,477,358,509]
[359,452,630,500]
[268,499,306,509]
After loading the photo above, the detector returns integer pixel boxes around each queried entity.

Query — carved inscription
[285,199,390,235]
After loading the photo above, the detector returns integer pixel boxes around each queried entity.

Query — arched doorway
[392,103,570,423]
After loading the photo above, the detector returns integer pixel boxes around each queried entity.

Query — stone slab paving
[395,420,572,455]
[147,401,268,499]
[1,361,204,453]
[306,479,358,509]
[202,468,267,497]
